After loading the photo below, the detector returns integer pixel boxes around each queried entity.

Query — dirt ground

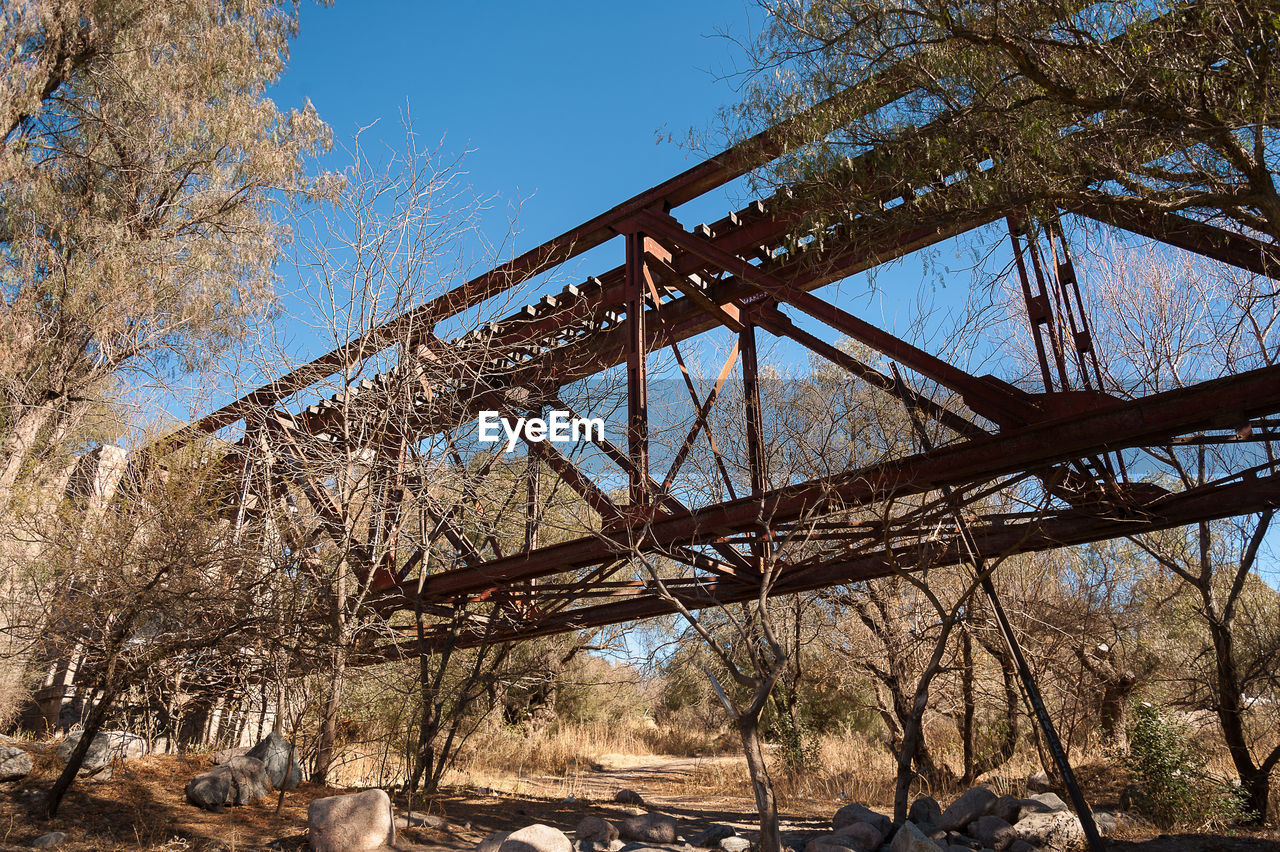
[1,741,1278,852]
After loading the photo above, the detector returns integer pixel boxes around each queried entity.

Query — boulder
[615,788,645,805]
[1014,811,1083,852]
[833,819,885,851]
[806,835,862,852]
[1026,771,1053,793]
[308,788,396,852]
[1026,792,1068,813]
[211,746,249,765]
[1007,840,1035,852]
[499,824,573,852]
[245,731,302,791]
[0,745,32,782]
[620,813,678,844]
[1091,810,1118,836]
[478,831,513,852]
[31,833,66,849]
[939,788,997,831]
[576,817,619,844]
[889,821,941,852]
[185,755,273,811]
[56,730,145,776]
[688,825,737,848]
[908,796,943,829]
[968,816,1016,851]
[832,802,892,837]
[720,838,751,852]
[990,795,1022,826]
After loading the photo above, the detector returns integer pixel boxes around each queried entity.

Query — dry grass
[448,718,728,781]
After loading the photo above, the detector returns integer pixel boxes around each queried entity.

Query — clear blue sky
[271,0,757,265]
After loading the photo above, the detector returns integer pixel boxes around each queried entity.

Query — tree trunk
[47,681,120,817]
[311,645,347,785]
[1207,615,1270,823]
[0,404,55,492]
[960,627,977,785]
[738,713,781,852]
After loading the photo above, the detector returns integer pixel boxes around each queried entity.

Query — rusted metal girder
[375,470,1280,651]
[399,363,1280,601]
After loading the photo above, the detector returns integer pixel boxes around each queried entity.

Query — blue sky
[271,0,756,263]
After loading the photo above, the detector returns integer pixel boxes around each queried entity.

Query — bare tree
[8,443,287,817]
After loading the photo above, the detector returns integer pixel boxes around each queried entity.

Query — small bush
[1123,702,1248,828]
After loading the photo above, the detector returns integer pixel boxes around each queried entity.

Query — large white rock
[1015,810,1084,852]
[308,788,396,852]
[498,824,573,852]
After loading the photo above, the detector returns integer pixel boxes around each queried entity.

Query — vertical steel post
[624,231,650,512]
[741,320,768,567]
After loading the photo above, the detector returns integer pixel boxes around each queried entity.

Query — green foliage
[1123,702,1249,828]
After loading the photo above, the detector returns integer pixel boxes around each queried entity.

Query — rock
[55,730,145,776]
[834,820,885,851]
[720,838,751,852]
[308,788,396,852]
[31,833,66,849]
[185,755,273,811]
[0,746,32,782]
[889,821,941,852]
[500,824,573,852]
[1026,771,1053,793]
[1006,840,1034,852]
[478,831,513,852]
[211,745,250,765]
[577,817,619,844]
[1014,811,1083,852]
[615,788,645,806]
[1026,792,1067,813]
[908,796,943,830]
[940,788,997,831]
[989,795,1021,826]
[833,803,893,837]
[620,813,678,844]
[246,731,302,791]
[1090,810,1117,836]
[806,835,862,852]
[968,816,1016,852]
[688,825,737,848]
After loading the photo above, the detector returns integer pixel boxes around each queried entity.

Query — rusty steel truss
[167,74,1280,666]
